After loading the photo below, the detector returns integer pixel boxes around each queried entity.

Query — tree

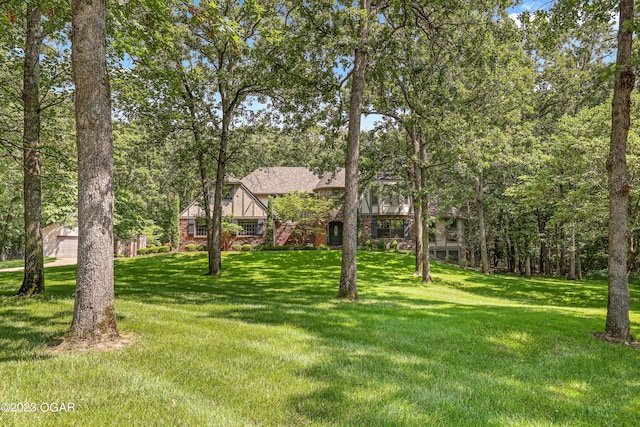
[338,0,373,301]
[272,191,333,245]
[68,0,118,342]
[605,0,634,342]
[112,0,287,275]
[16,2,45,296]
[220,215,244,251]
[265,195,275,247]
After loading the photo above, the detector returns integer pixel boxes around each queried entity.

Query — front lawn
[0,251,639,426]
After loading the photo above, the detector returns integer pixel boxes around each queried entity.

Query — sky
[509,0,553,15]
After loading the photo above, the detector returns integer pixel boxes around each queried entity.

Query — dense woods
[0,1,636,342]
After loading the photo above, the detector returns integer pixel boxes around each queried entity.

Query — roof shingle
[241,167,322,195]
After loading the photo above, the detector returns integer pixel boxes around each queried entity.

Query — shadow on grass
[434,262,640,310]
[2,252,640,423]
[209,292,639,425]
[0,305,73,362]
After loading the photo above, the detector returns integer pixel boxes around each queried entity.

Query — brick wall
[178,218,266,251]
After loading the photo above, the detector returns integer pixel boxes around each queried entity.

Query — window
[445,219,458,242]
[377,219,404,238]
[435,250,447,260]
[195,224,207,237]
[238,220,258,236]
[429,225,436,243]
[223,185,233,200]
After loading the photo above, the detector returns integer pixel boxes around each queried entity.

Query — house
[178,167,466,262]
[180,175,268,249]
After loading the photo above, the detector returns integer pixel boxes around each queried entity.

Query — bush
[377,239,387,251]
[364,239,372,250]
[241,244,252,252]
[390,240,398,250]
[148,246,160,254]
[196,244,206,251]
[158,245,171,253]
[184,244,197,252]
[137,247,150,255]
[232,244,242,251]
[317,244,329,251]
[255,245,280,251]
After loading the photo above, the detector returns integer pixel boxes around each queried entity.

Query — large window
[223,185,233,200]
[377,219,404,238]
[238,220,258,236]
[445,219,458,242]
[195,223,207,237]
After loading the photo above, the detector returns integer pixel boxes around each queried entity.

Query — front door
[328,221,343,246]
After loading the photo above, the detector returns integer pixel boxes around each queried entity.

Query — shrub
[196,244,206,251]
[232,244,243,251]
[137,247,150,255]
[241,244,252,252]
[390,240,398,250]
[158,245,171,253]
[364,239,372,250]
[317,244,329,251]
[184,244,197,252]
[148,246,160,254]
[256,245,281,251]
[377,239,387,251]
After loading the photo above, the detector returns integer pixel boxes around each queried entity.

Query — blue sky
[508,0,553,15]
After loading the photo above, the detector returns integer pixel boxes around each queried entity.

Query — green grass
[1,251,639,426]
[0,258,56,270]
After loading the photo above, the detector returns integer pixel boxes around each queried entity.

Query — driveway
[0,258,77,273]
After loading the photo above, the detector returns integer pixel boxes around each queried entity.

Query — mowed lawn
[1,251,639,426]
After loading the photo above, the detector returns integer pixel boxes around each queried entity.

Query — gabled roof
[179,179,268,219]
[241,167,322,195]
[315,169,345,190]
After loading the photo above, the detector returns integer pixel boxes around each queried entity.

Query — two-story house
[178,167,466,262]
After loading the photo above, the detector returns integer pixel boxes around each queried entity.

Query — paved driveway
[0,258,77,273]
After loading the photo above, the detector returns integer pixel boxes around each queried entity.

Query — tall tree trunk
[525,252,531,279]
[197,149,213,265]
[68,0,118,342]
[605,0,634,342]
[178,67,221,275]
[17,4,45,297]
[419,129,431,282]
[553,224,559,275]
[559,227,566,276]
[475,172,489,274]
[338,0,370,300]
[544,232,551,275]
[568,225,576,280]
[410,125,423,276]
[467,201,475,267]
[577,241,583,281]
[413,195,424,276]
[209,119,229,276]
